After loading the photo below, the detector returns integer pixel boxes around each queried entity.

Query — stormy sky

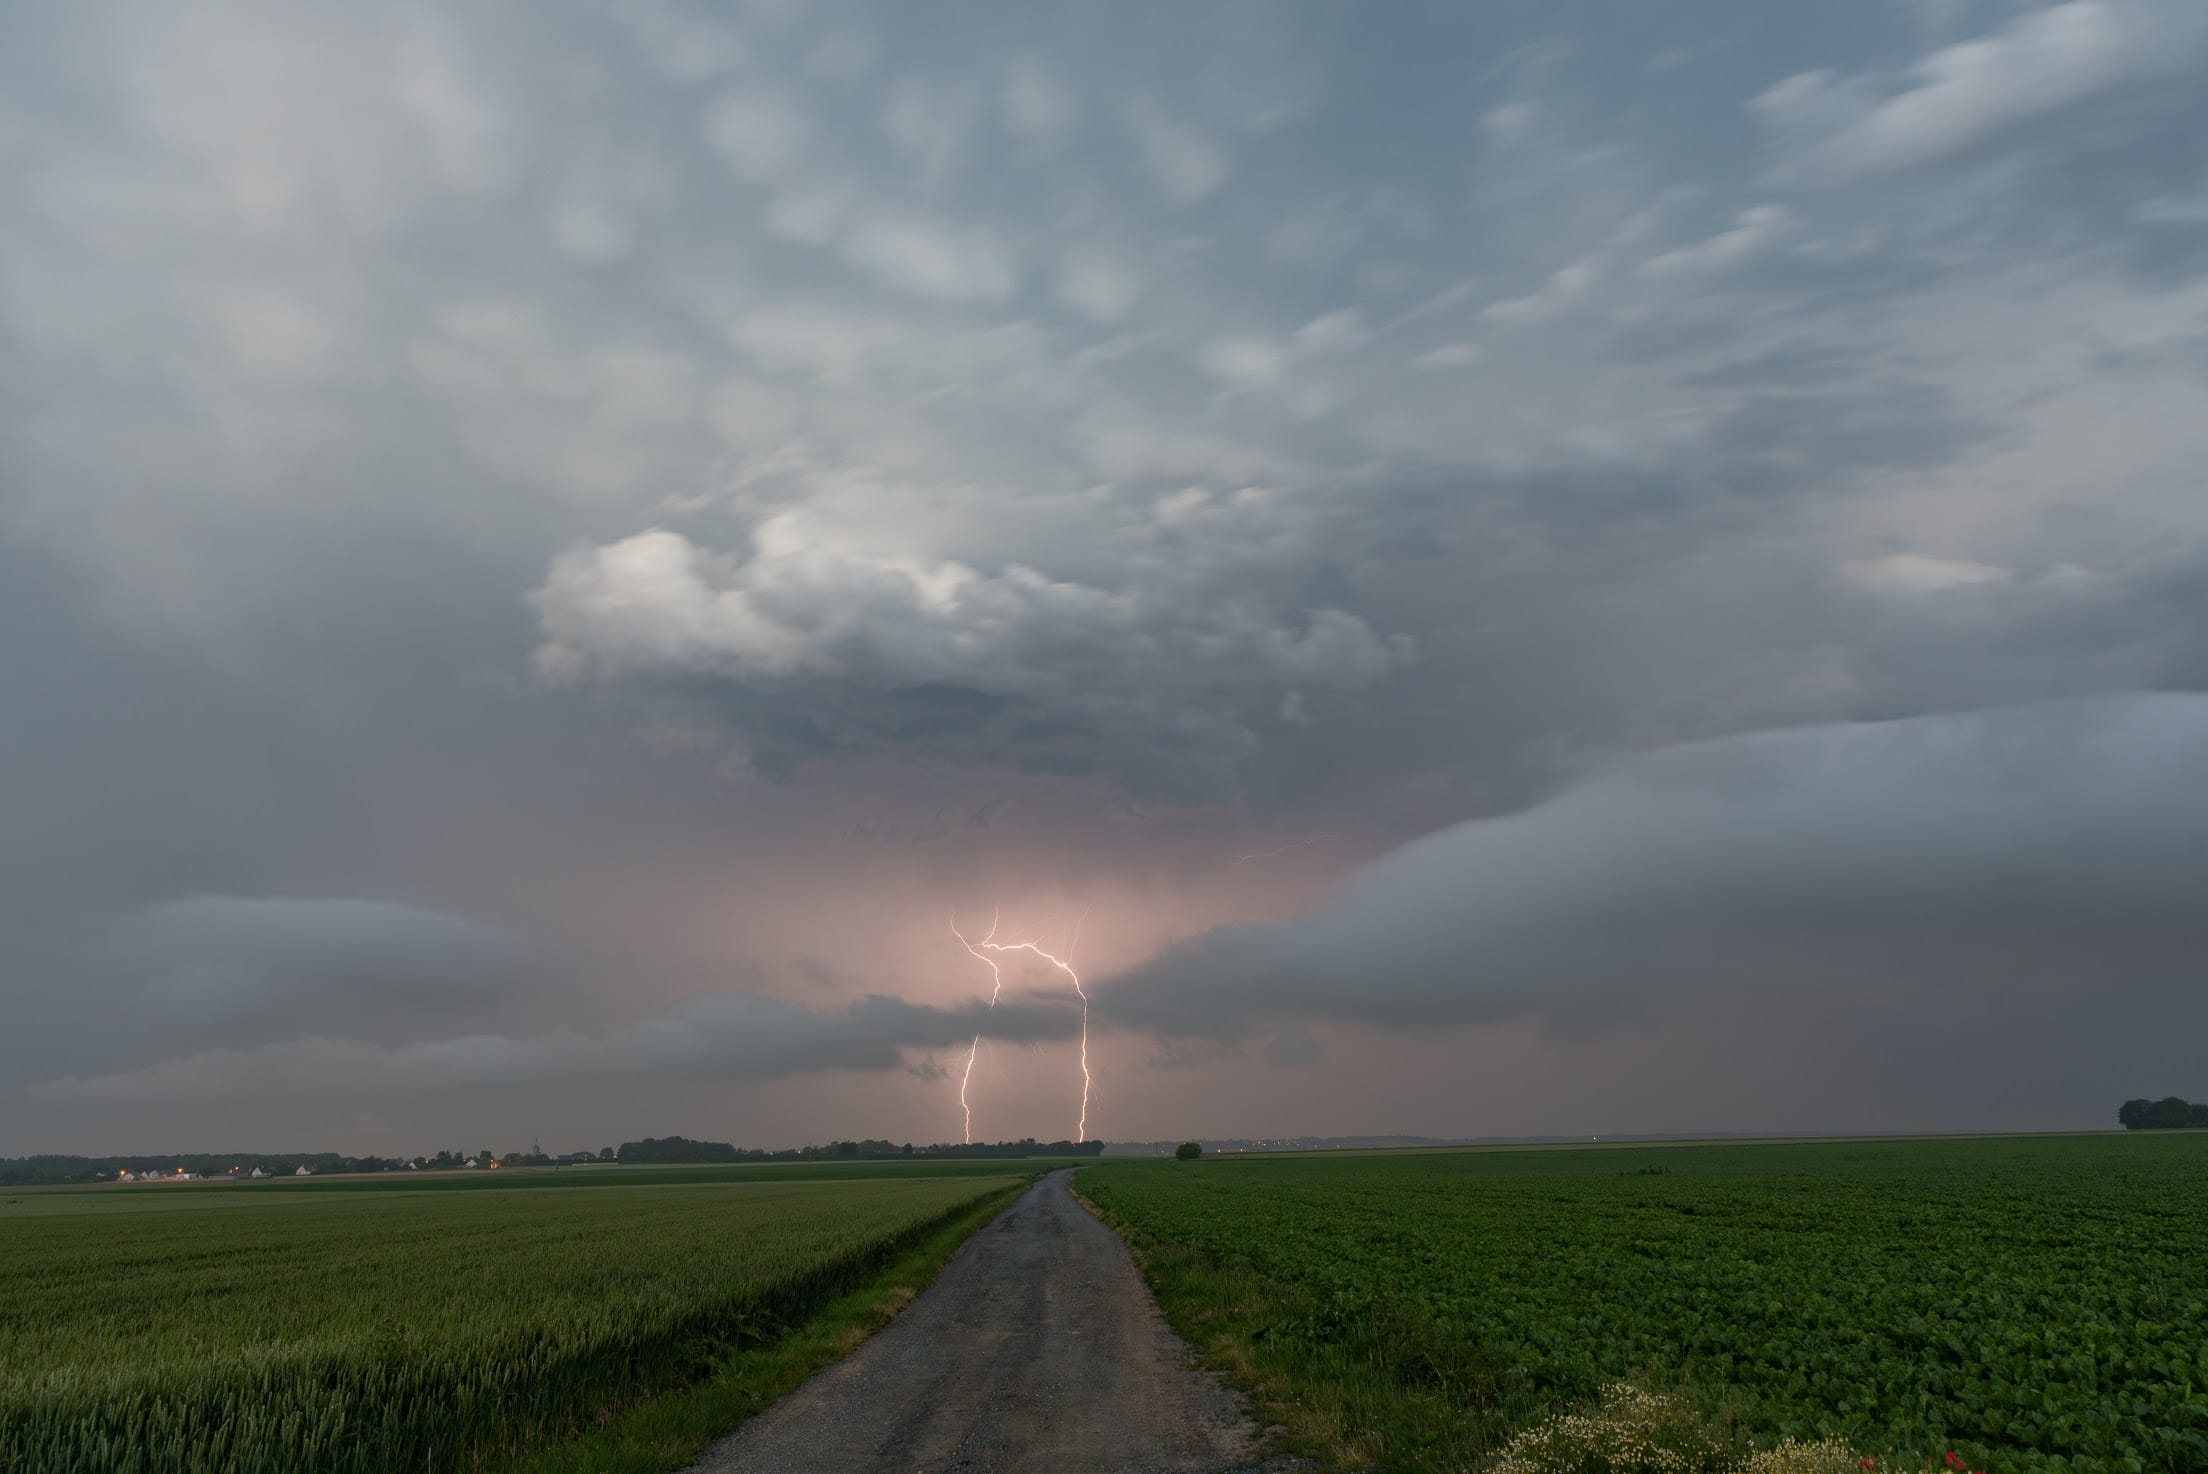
[5,1,2207,1155]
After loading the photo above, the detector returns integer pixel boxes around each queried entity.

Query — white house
[294,1165,314,1176]
[248,1167,267,1178]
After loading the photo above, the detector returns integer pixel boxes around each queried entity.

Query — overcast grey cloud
[4,0,2207,1153]
[112,896,524,1051]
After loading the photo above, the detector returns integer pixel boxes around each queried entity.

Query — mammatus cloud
[1124,104,1230,203]
[1757,0,2208,180]
[1099,694,2208,1037]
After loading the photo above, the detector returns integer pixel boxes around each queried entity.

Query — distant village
[1,1146,617,1186]
[105,1149,613,1182]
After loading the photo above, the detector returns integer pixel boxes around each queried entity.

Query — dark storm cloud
[529,524,1412,802]
[1099,694,2208,1037]
[631,990,1084,1081]
[6,1,2208,1150]
[1831,547,2208,726]
[34,986,1085,1105]
[80,897,555,1063]
[522,343,1985,807]
[117,897,519,1016]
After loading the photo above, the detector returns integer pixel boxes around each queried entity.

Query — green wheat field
[0,1163,1038,1474]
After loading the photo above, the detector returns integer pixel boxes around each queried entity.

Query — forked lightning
[950,912,1092,1144]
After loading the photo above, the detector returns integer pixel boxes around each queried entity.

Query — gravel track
[687,1169,1264,1474]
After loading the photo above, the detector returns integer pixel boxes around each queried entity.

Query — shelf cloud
[1101,694,2208,1036]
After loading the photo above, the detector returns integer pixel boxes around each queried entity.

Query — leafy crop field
[0,1166,1033,1473]
[1080,1134,2208,1473]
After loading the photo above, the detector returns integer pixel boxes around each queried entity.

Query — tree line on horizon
[2118,1097,2208,1130]
[614,1134,1103,1163]
[0,1133,1106,1184]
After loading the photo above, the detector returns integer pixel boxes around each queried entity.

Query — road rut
[688,1169,1260,1474]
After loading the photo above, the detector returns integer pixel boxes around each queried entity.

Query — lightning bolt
[950,911,1093,1144]
[949,912,1005,1146]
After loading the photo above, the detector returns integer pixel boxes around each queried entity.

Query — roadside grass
[486,1181,1023,1474]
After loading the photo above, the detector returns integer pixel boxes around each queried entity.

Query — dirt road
[688,1169,1262,1474]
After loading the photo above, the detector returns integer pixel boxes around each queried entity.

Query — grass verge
[485,1180,1025,1474]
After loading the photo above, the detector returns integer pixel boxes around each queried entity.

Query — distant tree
[618,1136,741,1164]
[2120,1096,2204,1129]
[1175,1140,1202,1161]
[598,1147,615,1161]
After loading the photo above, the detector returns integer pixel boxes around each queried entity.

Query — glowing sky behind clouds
[4,0,2207,1153]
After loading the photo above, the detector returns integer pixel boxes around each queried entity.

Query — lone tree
[1175,1140,1203,1160]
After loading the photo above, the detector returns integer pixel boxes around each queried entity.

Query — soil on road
[688,1168,1262,1474]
